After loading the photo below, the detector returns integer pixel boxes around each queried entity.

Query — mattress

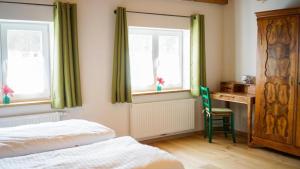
[0,119,115,158]
[0,136,184,169]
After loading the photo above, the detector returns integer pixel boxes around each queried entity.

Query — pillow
[0,119,115,158]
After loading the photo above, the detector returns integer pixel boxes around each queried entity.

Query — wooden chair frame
[200,86,236,143]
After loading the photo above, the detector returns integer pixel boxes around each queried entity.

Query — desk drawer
[212,94,248,104]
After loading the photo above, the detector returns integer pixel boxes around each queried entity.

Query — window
[129,27,190,92]
[0,21,51,101]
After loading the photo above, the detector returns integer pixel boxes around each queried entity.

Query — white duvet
[0,136,184,169]
[0,119,115,158]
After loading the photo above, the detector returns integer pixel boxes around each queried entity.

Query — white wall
[77,0,224,135]
[0,0,53,21]
[223,0,300,81]
[223,0,300,132]
[0,0,224,136]
[3,0,299,135]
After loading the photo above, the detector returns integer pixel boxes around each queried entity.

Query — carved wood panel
[255,16,298,144]
[297,78,300,147]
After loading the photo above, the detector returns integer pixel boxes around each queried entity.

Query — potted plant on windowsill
[2,85,14,104]
[156,77,165,92]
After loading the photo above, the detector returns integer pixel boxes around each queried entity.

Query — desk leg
[247,101,253,146]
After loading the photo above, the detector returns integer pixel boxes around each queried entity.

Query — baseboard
[140,131,203,144]
[140,129,247,144]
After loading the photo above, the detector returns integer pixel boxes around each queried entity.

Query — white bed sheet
[0,119,115,158]
[0,136,184,169]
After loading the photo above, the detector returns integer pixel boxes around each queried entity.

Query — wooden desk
[210,92,255,145]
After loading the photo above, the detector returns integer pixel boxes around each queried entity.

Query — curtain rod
[114,10,191,18]
[0,1,55,7]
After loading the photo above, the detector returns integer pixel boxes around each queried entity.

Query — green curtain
[112,7,132,103]
[52,1,82,109]
[190,14,206,96]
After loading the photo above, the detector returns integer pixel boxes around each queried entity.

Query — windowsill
[0,99,51,108]
[132,89,190,96]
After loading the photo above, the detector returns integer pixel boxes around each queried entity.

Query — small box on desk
[220,81,245,93]
[244,84,256,94]
[220,81,255,94]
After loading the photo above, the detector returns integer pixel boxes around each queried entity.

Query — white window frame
[129,27,187,93]
[0,21,51,101]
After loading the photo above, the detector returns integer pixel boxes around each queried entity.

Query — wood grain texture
[211,92,255,104]
[259,16,297,144]
[253,136,300,156]
[256,7,300,18]
[0,100,51,107]
[150,134,300,169]
[297,28,300,148]
[132,89,190,96]
[211,92,255,144]
[254,7,300,156]
[185,0,228,5]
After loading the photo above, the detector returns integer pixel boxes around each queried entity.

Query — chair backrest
[200,86,212,114]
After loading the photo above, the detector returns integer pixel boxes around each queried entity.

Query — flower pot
[3,95,10,104]
[156,85,162,92]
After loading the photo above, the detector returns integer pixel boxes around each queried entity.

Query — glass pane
[6,29,47,96]
[129,34,154,91]
[158,35,181,88]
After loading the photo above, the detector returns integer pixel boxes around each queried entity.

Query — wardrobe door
[297,37,300,148]
[255,15,299,145]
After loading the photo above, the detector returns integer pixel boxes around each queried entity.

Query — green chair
[200,86,236,143]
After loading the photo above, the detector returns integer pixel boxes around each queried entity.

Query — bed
[0,119,116,158]
[0,120,184,169]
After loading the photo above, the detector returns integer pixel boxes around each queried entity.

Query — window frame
[129,27,186,93]
[0,21,51,101]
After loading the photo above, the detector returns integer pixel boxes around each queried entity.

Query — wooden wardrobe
[254,8,300,156]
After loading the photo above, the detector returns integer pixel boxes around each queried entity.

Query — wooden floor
[150,134,300,169]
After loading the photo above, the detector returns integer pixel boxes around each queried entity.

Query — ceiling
[185,0,228,5]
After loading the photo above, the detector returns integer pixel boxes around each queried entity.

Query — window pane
[157,35,181,88]
[129,34,154,91]
[6,29,47,96]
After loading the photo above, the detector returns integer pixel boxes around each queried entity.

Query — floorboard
[149,134,300,169]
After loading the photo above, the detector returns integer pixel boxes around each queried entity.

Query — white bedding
[0,119,115,158]
[0,136,184,169]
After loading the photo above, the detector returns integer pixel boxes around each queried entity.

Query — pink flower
[157,77,165,85]
[2,85,14,96]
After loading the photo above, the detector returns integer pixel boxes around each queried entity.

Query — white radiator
[0,112,64,128]
[130,99,195,139]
